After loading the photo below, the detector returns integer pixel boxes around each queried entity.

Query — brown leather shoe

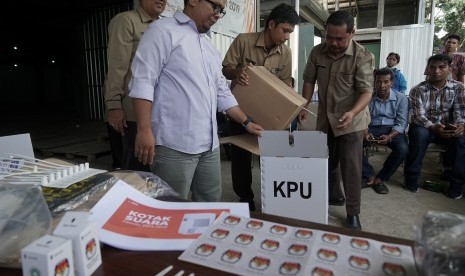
[345,214,362,231]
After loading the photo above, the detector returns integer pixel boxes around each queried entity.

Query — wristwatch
[241,116,254,128]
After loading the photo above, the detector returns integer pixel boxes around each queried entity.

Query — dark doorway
[0,0,132,129]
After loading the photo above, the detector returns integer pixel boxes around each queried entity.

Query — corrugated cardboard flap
[232,66,307,130]
[219,134,259,155]
[258,131,327,158]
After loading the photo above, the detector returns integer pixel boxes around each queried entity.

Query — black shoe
[345,214,362,231]
[373,182,389,194]
[446,190,463,200]
[403,184,419,193]
[328,196,345,206]
[239,198,256,211]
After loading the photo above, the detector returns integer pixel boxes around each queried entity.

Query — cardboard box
[219,134,259,155]
[21,234,74,276]
[53,212,102,276]
[232,66,307,130]
[259,131,328,224]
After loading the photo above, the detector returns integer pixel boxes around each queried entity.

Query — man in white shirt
[129,0,263,202]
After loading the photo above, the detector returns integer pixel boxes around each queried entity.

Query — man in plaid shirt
[405,54,465,199]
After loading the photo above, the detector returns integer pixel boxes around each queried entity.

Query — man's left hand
[376,134,390,145]
[336,111,355,131]
[245,122,264,136]
[452,123,465,138]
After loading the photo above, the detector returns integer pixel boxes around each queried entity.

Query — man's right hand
[235,65,250,86]
[364,132,374,142]
[298,110,308,123]
[134,128,155,165]
[108,109,127,135]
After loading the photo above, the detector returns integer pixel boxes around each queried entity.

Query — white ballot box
[53,212,102,276]
[21,235,74,276]
[259,131,328,224]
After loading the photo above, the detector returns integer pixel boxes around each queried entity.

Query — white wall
[211,32,235,60]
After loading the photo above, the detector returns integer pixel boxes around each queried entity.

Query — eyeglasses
[204,0,227,18]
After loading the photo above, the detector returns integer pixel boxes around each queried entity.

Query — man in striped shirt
[405,54,465,199]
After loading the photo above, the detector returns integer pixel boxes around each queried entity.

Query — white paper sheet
[89,180,249,251]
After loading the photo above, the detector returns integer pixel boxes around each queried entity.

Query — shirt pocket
[443,90,456,107]
[338,72,354,87]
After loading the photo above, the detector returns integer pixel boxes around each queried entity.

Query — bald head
[184,0,226,33]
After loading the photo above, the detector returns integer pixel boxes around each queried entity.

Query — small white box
[21,234,74,276]
[53,212,102,276]
[259,131,328,224]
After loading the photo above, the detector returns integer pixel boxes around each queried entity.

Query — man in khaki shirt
[104,0,166,170]
[222,3,299,211]
[299,10,374,230]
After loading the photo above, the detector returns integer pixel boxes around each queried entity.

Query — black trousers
[106,123,123,169]
[106,121,150,171]
[230,121,254,200]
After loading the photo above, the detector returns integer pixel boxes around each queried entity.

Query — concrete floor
[3,114,464,241]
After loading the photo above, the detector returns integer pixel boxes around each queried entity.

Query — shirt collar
[137,5,154,23]
[374,89,397,101]
[426,79,455,91]
[255,31,282,55]
[322,39,355,57]
[174,11,211,37]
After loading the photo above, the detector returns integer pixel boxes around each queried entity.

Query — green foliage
[425,0,465,52]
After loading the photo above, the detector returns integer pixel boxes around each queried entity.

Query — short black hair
[387,52,400,63]
[265,3,300,28]
[325,10,354,33]
[427,54,452,66]
[445,34,461,42]
[375,67,394,81]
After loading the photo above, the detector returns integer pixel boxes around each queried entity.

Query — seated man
[362,68,408,194]
[405,54,465,199]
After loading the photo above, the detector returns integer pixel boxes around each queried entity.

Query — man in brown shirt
[222,3,299,211]
[299,10,374,230]
[104,0,166,170]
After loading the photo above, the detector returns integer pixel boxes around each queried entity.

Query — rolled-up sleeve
[302,49,317,84]
[217,74,238,112]
[393,94,409,133]
[129,23,168,102]
[355,50,375,92]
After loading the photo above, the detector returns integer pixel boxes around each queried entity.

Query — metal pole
[256,0,260,31]
[292,0,300,92]
[430,0,435,24]
[377,0,385,29]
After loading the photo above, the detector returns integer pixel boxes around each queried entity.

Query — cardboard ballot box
[259,131,328,224]
[232,66,307,130]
